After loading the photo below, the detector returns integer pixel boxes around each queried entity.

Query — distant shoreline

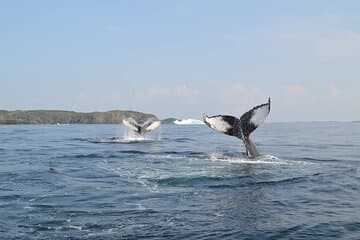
[0,110,357,124]
[0,110,165,125]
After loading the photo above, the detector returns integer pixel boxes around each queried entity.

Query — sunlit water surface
[0,122,359,239]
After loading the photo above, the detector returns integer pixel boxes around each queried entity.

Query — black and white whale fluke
[203,98,271,158]
[122,117,161,136]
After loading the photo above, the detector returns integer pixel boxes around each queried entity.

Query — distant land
[0,110,177,124]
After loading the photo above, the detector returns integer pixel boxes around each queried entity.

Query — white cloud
[147,87,170,97]
[311,30,360,59]
[329,84,340,97]
[281,84,306,97]
[275,15,360,60]
[220,84,261,104]
[135,85,198,98]
[175,85,199,97]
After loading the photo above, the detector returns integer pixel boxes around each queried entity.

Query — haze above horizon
[1,1,359,121]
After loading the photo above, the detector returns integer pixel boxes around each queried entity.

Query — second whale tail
[122,117,161,136]
[203,98,271,158]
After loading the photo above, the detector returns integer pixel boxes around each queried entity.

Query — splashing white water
[209,153,289,165]
[174,119,205,125]
[121,128,161,142]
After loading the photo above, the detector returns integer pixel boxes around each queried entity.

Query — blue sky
[1,1,359,121]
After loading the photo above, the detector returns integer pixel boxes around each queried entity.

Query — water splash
[209,153,292,165]
[121,128,160,142]
[174,119,205,125]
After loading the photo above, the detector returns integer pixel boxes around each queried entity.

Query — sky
[1,0,359,121]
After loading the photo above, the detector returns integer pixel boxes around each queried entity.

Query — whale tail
[203,98,271,157]
[122,117,161,136]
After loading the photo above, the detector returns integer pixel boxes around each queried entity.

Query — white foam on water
[89,137,123,143]
[98,160,160,192]
[56,123,70,126]
[208,153,315,166]
[136,203,147,210]
[121,128,160,142]
[209,153,291,165]
[174,118,205,125]
[23,206,35,210]
[121,136,153,142]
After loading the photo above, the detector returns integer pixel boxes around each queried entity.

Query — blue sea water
[0,122,359,239]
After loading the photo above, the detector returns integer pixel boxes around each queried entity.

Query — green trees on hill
[0,110,157,124]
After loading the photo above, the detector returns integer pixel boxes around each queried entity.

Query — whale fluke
[122,117,161,136]
[203,98,270,157]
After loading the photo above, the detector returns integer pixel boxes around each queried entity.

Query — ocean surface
[0,122,359,239]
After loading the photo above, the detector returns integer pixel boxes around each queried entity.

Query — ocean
[0,122,359,239]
